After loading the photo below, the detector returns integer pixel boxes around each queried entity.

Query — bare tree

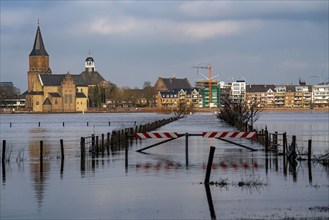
[218,94,262,131]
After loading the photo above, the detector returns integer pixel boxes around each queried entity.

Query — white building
[312,84,329,107]
[231,80,246,102]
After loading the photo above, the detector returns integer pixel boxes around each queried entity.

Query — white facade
[312,84,329,106]
[231,80,246,101]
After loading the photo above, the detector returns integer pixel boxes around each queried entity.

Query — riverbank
[1,106,328,114]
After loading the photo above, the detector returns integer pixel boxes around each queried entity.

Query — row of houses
[1,77,328,111]
[155,77,329,109]
[245,84,329,108]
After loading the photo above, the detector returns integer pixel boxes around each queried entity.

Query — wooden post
[92,134,95,147]
[40,141,43,173]
[109,121,111,126]
[205,146,216,184]
[10,122,12,128]
[80,137,85,171]
[265,127,269,153]
[185,133,189,167]
[87,121,89,126]
[274,131,278,151]
[2,140,6,163]
[2,141,5,181]
[60,139,64,159]
[101,133,105,157]
[63,122,65,127]
[96,136,99,158]
[308,139,312,161]
[125,132,128,170]
[107,132,110,155]
[38,122,40,127]
[308,143,313,184]
[283,132,287,155]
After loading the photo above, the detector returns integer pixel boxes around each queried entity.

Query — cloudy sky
[1,0,328,91]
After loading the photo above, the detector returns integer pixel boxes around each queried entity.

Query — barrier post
[205,146,216,184]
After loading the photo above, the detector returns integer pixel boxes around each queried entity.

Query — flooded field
[1,112,328,219]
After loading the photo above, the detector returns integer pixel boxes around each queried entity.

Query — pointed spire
[29,24,49,56]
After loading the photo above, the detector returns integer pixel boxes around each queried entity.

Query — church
[25,24,108,112]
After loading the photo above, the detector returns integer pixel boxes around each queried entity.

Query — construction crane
[191,64,214,107]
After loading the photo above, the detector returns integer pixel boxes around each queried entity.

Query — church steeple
[28,23,50,73]
[28,23,51,94]
[29,25,49,56]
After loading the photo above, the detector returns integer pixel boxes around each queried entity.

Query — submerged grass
[203,176,268,190]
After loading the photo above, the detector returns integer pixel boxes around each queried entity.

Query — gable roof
[76,92,87,98]
[29,25,49,56]
[43,98,52,105]
[246,84,275,93]
[160,77,192,91]
[39,74,87,87]
[80,70,107,86]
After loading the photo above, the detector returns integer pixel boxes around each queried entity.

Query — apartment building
[312,84,329,107]
[157,89,200,109]
[245,84,275,107]
[231,80,246,103]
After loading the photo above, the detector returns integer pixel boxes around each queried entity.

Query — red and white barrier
[136,132,179,139]
[202,131,257,139]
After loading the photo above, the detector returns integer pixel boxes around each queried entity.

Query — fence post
[60,139,64,159]
[80,137,85,171]
[265,127,269,153]
[96,136,99,158]
[2,140,6,163]
[40,141,43,173]
[101,133,105,157]
[91,134,95,147]
[308,139,312,161]
[273,131,278,151]
[107,132,110,155]
[125,132,128,170]
[282,132,287,155]
[205,146,216,184]
[185,133,189,167]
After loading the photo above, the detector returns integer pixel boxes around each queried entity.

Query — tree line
[88,81,155,108]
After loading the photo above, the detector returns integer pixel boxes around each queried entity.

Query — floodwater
[0,112,328,219]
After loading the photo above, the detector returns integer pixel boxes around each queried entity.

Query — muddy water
[1,112,328,219]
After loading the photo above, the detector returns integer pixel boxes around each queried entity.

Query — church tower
[85,56,95,74]
[26,23,52,110]
[27,24,51,92]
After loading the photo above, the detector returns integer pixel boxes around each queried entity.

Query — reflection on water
[1,113,329,219]
[254,112,329,154]
[29,161,50,208]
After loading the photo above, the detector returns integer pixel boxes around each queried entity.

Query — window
[69,95,72,104]
[65,95,68,103]
[36,101,39,105]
